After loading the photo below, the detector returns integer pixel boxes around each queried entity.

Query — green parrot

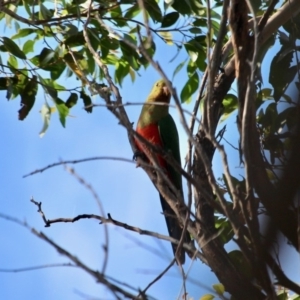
[135,79,191,264]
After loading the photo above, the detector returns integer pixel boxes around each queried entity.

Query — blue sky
[0,24,223,298]
[1,3,300,300]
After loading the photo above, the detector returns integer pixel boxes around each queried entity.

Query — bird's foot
[133,150,147,167]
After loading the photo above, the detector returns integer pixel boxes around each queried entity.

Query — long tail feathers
[159,194,191,265]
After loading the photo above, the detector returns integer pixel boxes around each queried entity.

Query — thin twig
[29,200,205,262]
[137,260,175,298]
[0,213,138,299]
[0,263,76,273]
[23,156,134,178]
[63,164,110,275]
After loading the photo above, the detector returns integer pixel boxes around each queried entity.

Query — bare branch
[0,213,138,299]
[23,156,134,178]
[29,200,205,263]
[137,260,175,299]
[63,165,110,275]
[0,263,76,273]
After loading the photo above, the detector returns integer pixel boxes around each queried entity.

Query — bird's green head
[146,79,171,104]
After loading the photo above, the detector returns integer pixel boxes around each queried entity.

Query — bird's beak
[163,85,170,96]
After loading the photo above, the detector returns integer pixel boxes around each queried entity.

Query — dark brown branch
[266,254,300,295]
[264,88,300,250]
[258,0,279,32]
[0,213,138,299]
[0,4,118,26]
[29,199,204,263]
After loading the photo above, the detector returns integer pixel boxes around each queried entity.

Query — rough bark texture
[191,1,267,298]
[192,132,265,299]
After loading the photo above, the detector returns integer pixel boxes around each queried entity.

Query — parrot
[135,79,191,264]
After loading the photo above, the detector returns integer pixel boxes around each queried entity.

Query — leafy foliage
[1,0,300,299]
[0,0,220,133]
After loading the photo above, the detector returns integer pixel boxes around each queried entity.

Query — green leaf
[29,55,40,67]
[8,54,18,69]
[63,31,84,47]
[39,3,52,20]
[158,31,173,45]
[138,40,156,66]
[192,18,206,27]
[172,60,186,81]
[18,76,38,120]
[222,174,246,201]
[172,0,193,15]
[115,59,130,86]
[2,37,26,59]
[53,98,69,127]
[144,0,162,23]
[189,27,202,34]
[220,93,238,122]
[277,290,289,300]
[180,72,199,103]
[260,102,278,133]
[6,77,18,100]
[39,103,51,137]
[195,50,206,71]
[124,4,140,19]
[120,40,137,57]
[184,43,198,62]
[65,93,78,108]
[63,52,87,81]
[123,33,137,46]
[119,0,136,3]
[212,283,225,295]
[261,88,273,100]
[80,90,92,113]
[50,60,66,80]
[276,106,297,131]
[201,7,221,19]
[64,24,79,37]
[129,67,136,82]
[110,5,127,27]
[228,250,253,280]
[269,45,297,101]
[184,36,206,63]
[211,20,220,38]
[187,59,197,75]
[11,28,36,39]
[23,40,35,54]
[0,77,8,90]
[38,76,57,98]
[120,41,139,70]
[100,36,119,59]
[215,217,234,244]
[39,47,55,66]
[23,0,32,16]
[87,28,101,52]
[256,87,274,109]
[161,12,179,28]
[85,50,95,75]
[52,81,66,91]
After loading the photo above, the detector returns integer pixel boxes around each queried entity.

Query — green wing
[158,113,183,194]
[158,113,190,264]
